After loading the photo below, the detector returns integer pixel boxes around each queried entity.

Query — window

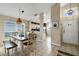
[16,23,25,37]
[63,7,78,17]
[4,20,16,41]
[4,20,16,32]
[4,20,25,41]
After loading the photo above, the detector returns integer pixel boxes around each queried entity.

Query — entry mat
[57,50,75,56]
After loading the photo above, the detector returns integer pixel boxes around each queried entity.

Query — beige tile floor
[0,33,59,56]
[0,32,78,56]
[59,43,79,56]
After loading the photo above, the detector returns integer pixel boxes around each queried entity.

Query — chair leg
[15,47,17,51]
[22,44,23,51]
[5,48,6,55]
[33,41,36,55]
[34,44,36,56]
[7,49,9,56]
[14,47,17,55]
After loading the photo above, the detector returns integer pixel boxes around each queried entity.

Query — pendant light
[67,3,74,16]
[16,8,24,24]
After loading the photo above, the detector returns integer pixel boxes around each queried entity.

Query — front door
[63,20,78,45]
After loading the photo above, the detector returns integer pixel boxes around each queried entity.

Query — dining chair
[23,32,37,54]
[11,32,18,43]
[3,40,17,56]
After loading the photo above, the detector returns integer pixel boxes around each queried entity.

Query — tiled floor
[0,32,78,56]
[0,33,59,56]
[59,43,79,56]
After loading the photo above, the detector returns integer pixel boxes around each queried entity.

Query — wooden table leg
[12,49,13,54]
[21,41,24,51]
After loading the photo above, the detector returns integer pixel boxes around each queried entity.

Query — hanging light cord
[19,8,24,18]
[19,8,20,18]
[70,3,71,9]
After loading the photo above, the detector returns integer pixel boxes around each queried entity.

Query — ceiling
[61,3,69,7]
[0,3,55,23]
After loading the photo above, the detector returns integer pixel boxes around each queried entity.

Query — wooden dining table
[10,35,28,51]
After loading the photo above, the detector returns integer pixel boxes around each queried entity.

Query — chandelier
[67,3,74,16]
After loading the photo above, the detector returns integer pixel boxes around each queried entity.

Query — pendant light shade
[16,8,24,24]
[16,18,22,24]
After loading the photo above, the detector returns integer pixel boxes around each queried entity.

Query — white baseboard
[51,43,61,46]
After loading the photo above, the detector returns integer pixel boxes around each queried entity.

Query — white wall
[51,4,61,46]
